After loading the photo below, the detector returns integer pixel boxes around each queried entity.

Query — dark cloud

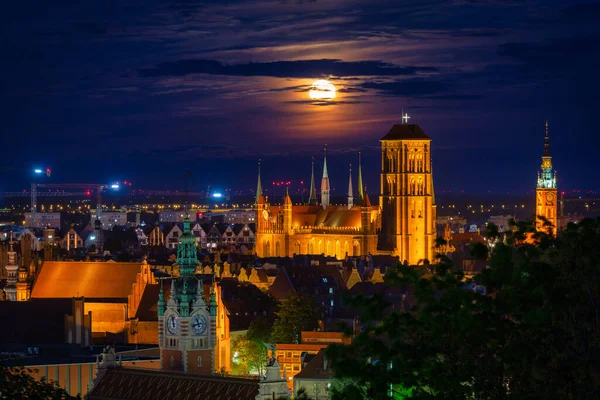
[139,59,438,79]
[284,100,366,107]
[337,87,368,93]
[361,79,451,98]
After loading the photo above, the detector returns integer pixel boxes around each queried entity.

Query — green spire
[177,171,198,277]
[255,160,263,204]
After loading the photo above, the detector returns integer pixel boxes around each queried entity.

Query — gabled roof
[380,124,430,140]
[88,367,259,400]
[31,261,142,300]
[294,348,333,380]
[268,264,345,299]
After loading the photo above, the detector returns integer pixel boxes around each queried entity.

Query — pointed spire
[308,157,317,205]
[183,170,192,234]
[347,164,353,210]
[284,186,292,205]
[357,151,364,202]
[255,159,263,205]
[543,120,551,157]
[321,145,330,209]
[322,145,329,179]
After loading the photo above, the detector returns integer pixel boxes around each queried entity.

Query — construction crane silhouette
[31,183,119,230]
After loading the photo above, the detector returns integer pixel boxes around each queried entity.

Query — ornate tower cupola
[308,157,317,206]
[347,164,354,210]
[4,231,18,301]
[159,172,217,374]
[535,121,558,235]
[321,146,330,209]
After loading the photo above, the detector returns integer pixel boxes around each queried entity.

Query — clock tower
[158,211,217,373]
[535,121,557,235]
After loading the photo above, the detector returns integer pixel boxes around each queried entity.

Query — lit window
[330,300,334,307]
[329,288,333,294]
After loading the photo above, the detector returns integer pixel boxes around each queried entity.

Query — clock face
[546,192,555,203]
[191,314,207,335]
[167,315,179,335]
[262,210,269,221]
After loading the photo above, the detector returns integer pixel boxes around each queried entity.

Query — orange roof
[275,343,327,351]
[31,261,142,299]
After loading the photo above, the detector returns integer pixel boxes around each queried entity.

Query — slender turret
[357,151,364,203]
[255,160,263,205]
[347,164,353,210]
[308,157,317,205]
[321,146,330,209]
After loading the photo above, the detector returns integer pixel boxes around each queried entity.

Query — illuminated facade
[255,151,380,259]
[255,123,439,263]
[379,124,437,264]
[535,121,557,235]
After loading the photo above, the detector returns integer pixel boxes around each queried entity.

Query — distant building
[293,348,333,399]
[25,212,61,229]
[220,209,256,224]
[159,210,197,223]
[275,332,350,390]
[90,211,127,229]
[487,215,515,232]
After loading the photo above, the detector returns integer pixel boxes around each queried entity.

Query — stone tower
[536,121,557,235]
[4,232,18,301]
[379,124,436,264]
[158,211,217,373]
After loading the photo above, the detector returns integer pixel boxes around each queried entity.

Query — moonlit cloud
[0,0,598,193]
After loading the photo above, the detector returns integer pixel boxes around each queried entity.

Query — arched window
[275,242,281,257]
[170,355,175,369]
[197,356,202,368]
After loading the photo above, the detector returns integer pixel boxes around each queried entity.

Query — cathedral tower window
[197,356,202,367]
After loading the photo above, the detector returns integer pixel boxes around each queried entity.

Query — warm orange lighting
[309,79,336,100]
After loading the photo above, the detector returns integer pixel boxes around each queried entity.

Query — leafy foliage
[246,316,273,344]
[0,365,81,399]
[327,218,600,399]
[231,334,268,376]
[271,292,321,344]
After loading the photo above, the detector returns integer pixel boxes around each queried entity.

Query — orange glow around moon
[309,79,336,100]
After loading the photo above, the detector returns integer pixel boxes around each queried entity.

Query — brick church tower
[379,123,436,264]
[536,121,557,235]
[158,211,217,373]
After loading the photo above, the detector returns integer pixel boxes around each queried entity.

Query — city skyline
[2,1,599,194]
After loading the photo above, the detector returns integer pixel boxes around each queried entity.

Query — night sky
[2,1,599,196]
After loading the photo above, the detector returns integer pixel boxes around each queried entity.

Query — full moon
[309,79,336,100]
